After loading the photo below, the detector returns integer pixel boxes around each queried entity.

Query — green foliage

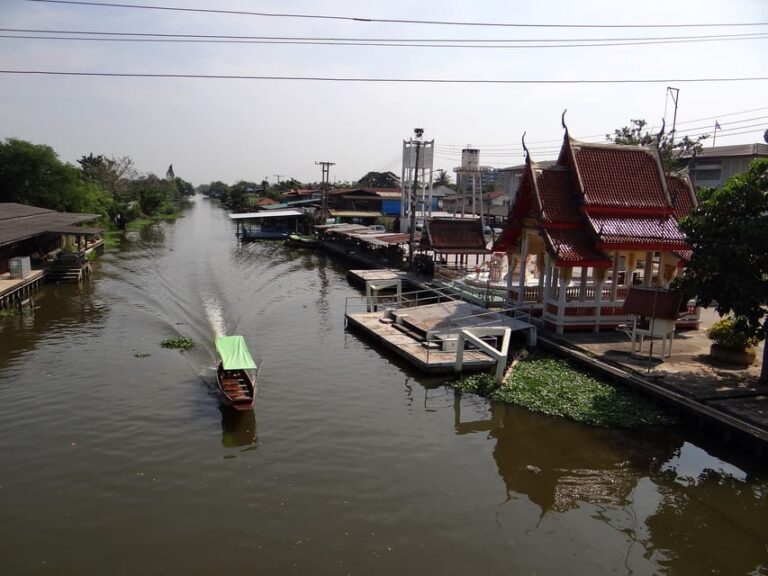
[607,119,708,170]
[434,169,453,188]
[454,372,497,395]
[490,355,673,428]
[375,216,395,232]
[678,159,768,382]
[357,171,400,188]
[160,336,196,351]
[0,138,105,213]
[706,316,759,351]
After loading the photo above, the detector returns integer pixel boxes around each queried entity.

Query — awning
[229,209,305,220]
[329,210,382,218]
[215,335,258,370]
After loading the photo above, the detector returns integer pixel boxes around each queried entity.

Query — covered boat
[215,335,258,411]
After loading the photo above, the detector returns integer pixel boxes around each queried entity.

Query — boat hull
[216,363,255,410]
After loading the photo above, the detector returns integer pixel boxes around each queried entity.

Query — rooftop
[0,203,101,247]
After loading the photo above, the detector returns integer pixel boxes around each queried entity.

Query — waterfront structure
[493,128,699,334]
[230,209,307,239]
[327,187,402,218]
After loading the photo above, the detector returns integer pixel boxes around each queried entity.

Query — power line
[27,1,768,29]
[3,28,767,48]
[4,28,767,42]
[5,33,766,49]
[2,69,767,84]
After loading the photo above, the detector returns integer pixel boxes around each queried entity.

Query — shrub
[706,316,759,351]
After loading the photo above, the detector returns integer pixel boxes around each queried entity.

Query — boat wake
[202,293,227,338]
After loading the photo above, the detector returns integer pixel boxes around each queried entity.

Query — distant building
[681,143,768,189]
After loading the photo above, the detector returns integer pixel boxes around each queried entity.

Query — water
[0,197,765,575]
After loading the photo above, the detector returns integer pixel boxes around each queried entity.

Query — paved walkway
[554,308,767,438]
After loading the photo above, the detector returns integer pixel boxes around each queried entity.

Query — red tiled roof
[256,197,278,206]
[588,215,688,246]
[422,218,487,251]
[544,228,611,267]
[666,174,696,220]
[535,167,580,224]
[570,143,670,211]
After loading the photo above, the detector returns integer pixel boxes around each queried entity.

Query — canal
[0,196,765,575]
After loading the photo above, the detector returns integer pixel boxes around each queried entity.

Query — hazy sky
[1,0,766,185]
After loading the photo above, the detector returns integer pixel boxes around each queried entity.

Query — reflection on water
[220,406,257,449]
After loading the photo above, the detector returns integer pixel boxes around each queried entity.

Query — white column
[517,234,528,305]
[643,251,653,287]
[594,279,605,333]
[556,269,567,335]
[543,254,552,302]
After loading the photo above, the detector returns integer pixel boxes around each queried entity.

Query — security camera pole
[408,128,423,270]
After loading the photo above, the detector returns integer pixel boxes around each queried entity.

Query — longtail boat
[215,335,258,411]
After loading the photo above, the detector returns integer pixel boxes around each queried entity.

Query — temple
[493,126,699,333]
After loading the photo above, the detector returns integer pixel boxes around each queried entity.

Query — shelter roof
[255,197,278,206]
[44,225,104,235]
[534,166,580,224]
[544,228,611,267]
[0,203,101,247]
[422,218,487,251]
[260,198,319,210]
[229,209,305,220]
[568,140,671,211]
[666,173,697,220]
[328,210,382,218]
[215,335,258,371]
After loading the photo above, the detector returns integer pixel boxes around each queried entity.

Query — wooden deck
[346,311,498,373]
[0,270,45,309]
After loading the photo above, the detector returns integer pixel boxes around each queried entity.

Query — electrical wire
[27,1,768,29]
[4,28,767,42]
[2,70,766,84]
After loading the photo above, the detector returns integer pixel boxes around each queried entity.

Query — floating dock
[346,300,536,374]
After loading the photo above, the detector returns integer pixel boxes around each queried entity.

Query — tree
[607,119,708,170]
[678,159,768,384]
[357,171,400,188]
[0,138,103,213]
[78,153,136,202]
[434,169,453,188]
[764,128,768,144]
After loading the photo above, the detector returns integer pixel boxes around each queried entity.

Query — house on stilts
[493,123,700,334]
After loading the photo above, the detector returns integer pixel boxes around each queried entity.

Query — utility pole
[315,161,335,223]
[273,174,285,184]
[666,87,680,145]
[408,128,423,270]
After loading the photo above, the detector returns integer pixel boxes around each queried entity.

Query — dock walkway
[0,270,45,310]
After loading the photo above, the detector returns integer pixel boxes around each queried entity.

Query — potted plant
[707,316,759,365]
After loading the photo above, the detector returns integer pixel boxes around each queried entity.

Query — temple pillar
[537,253,545,303]
[579,266,588,301]
[517,234,528,304]
[610,252,620,302]
[593,267,607,333]
[643,251,654,286]
[626,252,638,288]
[556,267,569,334]
[543,254,553,302]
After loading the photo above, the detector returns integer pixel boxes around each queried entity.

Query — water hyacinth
[160,336,196,351]
[455,354,674,428]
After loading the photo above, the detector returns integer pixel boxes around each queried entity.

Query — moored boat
[284,233,321,248]
[215,335,258,411]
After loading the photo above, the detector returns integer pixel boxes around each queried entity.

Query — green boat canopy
[215,335,258,371]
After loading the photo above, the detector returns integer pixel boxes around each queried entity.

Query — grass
[160,336,196,352]
[454,353,674,429]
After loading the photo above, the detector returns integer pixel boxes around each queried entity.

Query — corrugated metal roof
[0,204,101,247]
[329,210,382,217]
[229,209,305,220]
